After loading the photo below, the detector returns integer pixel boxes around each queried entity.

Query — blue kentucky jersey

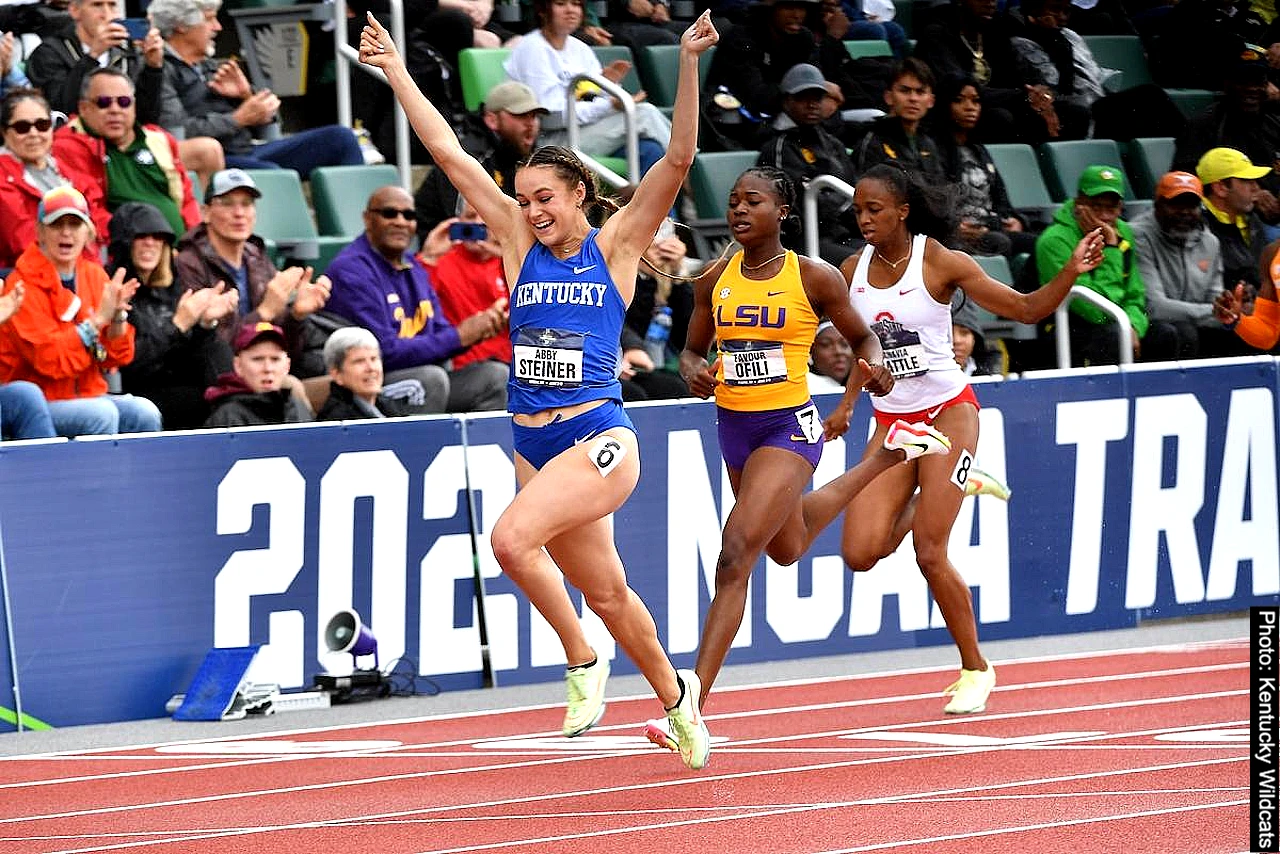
[507,228,625,414]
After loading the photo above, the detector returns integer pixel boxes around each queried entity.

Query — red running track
[0,639,1249,854]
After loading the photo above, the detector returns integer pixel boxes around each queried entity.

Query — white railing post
[1054,286,1134,368]
[333,0,412,189]
[565,72,636,188]
[803,174,856,259]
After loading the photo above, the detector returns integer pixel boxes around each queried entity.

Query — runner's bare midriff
[512,398,609,428]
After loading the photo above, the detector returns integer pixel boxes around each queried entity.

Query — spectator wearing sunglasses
[0,87,109,269]
[173,169,332,362]
[323,185,509,414]
[53,67,201,237]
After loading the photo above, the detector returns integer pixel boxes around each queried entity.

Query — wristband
[76,319,107,363]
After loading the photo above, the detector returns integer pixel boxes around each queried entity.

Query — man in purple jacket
[324,186,509,414]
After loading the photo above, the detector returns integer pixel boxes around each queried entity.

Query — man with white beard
[1130,171,1250,359]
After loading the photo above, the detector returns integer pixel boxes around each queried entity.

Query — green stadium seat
[892,0,913,36]
[969,256,1038,340]
[1166,89,1220,120]
[311,165,402,238]
[844,39,893,59]
[1081,35,1218,119]
[458,48,513,113]
[637,44,715,108]
[1038,139,1135,201]
[1081,35,1153,88]
[590,45,642,94]
[242,169,348,273]
[985,143,1056,216]
[1124,137,1175,199]
[689,150,760,219]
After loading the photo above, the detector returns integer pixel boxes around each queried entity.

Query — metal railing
[1054,286,1134,367]
[564,72,637,189]
[333,0,412,189]
[802,174,856,260]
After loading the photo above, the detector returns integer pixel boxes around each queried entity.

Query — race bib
[513,328,585,387]
[720,340,788,386]
[872,319,928,379]
[793,403,822,444]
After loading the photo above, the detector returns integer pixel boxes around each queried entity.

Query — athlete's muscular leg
[490,428,640,670]
[694,447,814,708]
[841,420,920,571]
[911,403,987,672]
[766,441,906,566]
[547,516,680,707]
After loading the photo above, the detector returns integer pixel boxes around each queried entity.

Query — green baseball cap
[1077,164,1125,197]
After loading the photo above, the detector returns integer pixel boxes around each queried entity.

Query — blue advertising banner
[0,358,1276,731]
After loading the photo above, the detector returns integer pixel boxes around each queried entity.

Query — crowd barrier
[1,357,1277,731]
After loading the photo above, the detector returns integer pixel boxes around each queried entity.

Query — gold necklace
[741,251,786,271]
[875,247,910,269]
[959,32,991,85]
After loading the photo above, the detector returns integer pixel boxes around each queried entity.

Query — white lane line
[29,757,1247,854]
[0,638,1246,762]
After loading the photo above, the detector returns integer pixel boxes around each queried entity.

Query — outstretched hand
[1066,227,1106,276]
[858,357,893,397]
[359,13,403,71]
[1215,283,1245,325]
[681,9,719,54]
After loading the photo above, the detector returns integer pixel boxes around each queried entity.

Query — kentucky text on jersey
[715,304,787,328]
[513,281,610,308]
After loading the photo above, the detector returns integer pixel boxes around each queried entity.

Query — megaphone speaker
[324,609,379,664]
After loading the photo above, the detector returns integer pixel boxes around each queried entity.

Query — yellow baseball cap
[1196,147,1271,186]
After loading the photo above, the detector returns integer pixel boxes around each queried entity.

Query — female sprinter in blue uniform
[654,166,951,745]
[360,10,719,770]
[837,164,1105,715]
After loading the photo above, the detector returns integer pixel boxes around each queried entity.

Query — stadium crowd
[0,0,1277,437]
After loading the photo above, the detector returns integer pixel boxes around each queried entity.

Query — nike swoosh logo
[899,288,915,296]
[926,404,944,421]
[574,430,599,445]
[573,265,597,275]
[767,290,785,297]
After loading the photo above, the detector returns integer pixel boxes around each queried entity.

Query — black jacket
[758,123,860,246]
[203,375,313,427]
[25,32,164,122]
[316,382,409,421]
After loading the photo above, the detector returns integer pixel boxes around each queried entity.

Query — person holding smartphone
[417,196,513,372]
[26,0,167,122]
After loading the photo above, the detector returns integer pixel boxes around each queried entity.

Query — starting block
[174,646,268,721]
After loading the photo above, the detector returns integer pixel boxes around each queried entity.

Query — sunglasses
[369,207,417,221]
[91,95,133,110]
[7,118,52,134]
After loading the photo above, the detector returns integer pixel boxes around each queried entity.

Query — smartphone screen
[449,222,488,242]
[119,18,150,40]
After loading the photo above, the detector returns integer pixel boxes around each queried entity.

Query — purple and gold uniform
[711,250,825,470]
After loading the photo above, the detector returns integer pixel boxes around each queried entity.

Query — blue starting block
[173,646,263,721]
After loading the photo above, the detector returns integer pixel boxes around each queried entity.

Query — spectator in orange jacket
[0,87,109,269]
[51,67,200,238]
[0,187,163,435]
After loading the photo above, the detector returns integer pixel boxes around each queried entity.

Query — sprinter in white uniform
[837,164,1106,715]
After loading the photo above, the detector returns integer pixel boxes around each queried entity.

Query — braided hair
[734,165,802,248]
[520,145,621,226]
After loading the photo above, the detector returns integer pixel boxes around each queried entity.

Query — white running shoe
[943,665,996,714]
[884,419,952,461]
[964,466,1012,501]
[643,717,679,751]
[665,669,710,770]
[562,658,609,736]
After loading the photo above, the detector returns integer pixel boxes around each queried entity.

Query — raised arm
[600,11,718,260]
[947,229,1105,323]
[359,14,520,247]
